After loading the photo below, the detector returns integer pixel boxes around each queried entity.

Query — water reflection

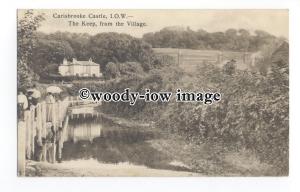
[62,114,191,172]
[67,114,103,142]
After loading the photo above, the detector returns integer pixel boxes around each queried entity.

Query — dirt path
[149,136,274,176]
[25,159,201,177]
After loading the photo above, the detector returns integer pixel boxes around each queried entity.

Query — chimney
[89,58,92,63]
[72,58,77,63]
[63,58,67,65]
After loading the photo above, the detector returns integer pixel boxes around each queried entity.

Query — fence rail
[17,97,72,176]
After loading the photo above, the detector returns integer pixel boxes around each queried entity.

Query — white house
[59,58,102,77]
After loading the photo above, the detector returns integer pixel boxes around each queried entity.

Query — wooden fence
[17,97,70,176]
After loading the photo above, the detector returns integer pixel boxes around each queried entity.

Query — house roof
[63,59,100,66]
[73,60,99,66]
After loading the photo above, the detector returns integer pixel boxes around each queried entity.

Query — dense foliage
[31,31,159,79]
[17,10,44,89]
[143,26,285,52]
[102,42,289,175]
[160,42,288,175]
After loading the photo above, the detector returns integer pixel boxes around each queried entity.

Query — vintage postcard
[17,9,289,177]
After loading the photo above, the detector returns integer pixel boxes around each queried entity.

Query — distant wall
[153,48,254,72]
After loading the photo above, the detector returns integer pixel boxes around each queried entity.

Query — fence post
[30,108,36,158]
[25,111,31,159]
[36,104,42,143]
[18,97,73,174]
[41,102,47,138]
[18,120,26,176]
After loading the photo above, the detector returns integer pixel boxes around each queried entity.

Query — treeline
[31,32,163,80]
[31,27,285,80]
[142,26,284,52]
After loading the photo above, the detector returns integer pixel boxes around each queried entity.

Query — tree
[252,38,285,75]
[223,59,237,75]
[142,27,279,52]
[29,31,156,79]
[88,32,155,73]
[237,29,250,51]
[33,38,75,77]
[119,62,144,76]
[269,41,289,89]
[17,10,44,89]
[105,62,119,79]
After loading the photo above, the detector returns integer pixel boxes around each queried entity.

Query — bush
[156,43,289,175]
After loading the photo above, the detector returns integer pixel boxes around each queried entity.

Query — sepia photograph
[17,9,289,177]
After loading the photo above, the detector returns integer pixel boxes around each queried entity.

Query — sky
[19,9,288,39]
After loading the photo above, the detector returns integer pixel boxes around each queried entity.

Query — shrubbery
[158,42,289,175]
[102,42,289,175]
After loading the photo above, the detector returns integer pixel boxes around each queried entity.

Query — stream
[60,107,192,173]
